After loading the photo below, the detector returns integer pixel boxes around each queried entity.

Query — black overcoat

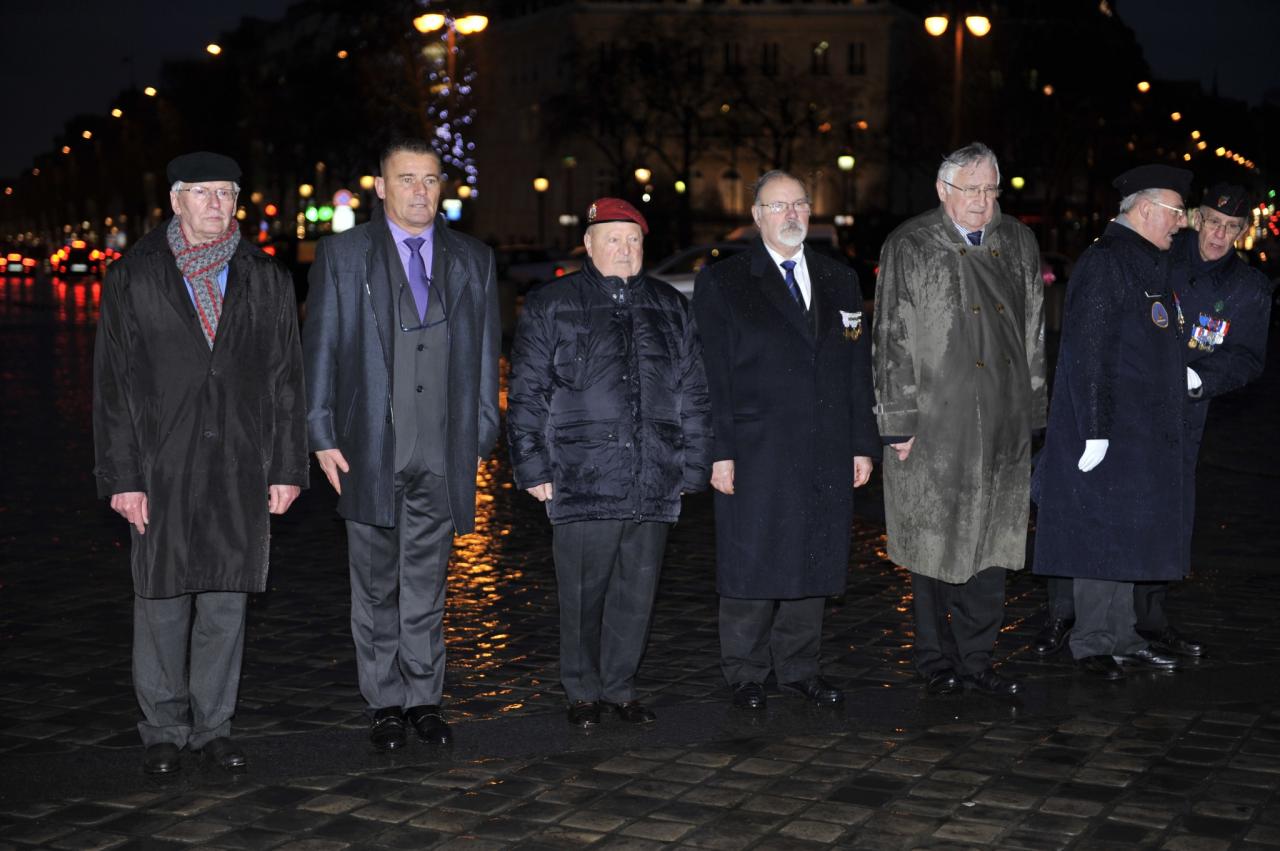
[302,209,500,530]
[1169,228,1275,557]
[1033,222,1187,581]
[693,240,880,599]
[507,260,713,524]
[93,224,309,597]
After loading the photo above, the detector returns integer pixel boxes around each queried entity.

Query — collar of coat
[936,202,1004,246]
[581,256,646,292]
[1103,219,1169,260]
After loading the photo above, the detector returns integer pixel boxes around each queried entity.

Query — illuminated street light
[1137,81,1151,93]
[111,108,123,118]
[144,86,158,97]
[532,176,550,193]
[298,183,314,199]
[413,13,446,33]
[533,174,549,244]
[1010,176,1026,190]
[964,15,991,36]
[837,154,856,172]
[674,180,687,194]
[634,167,652,184]
[61,146,71,155]
[925,10,992,146]
[336,49,349,60]
[924,15,949,36]
[206,43,222,56]
[1170,112,1182,122]
[457,185,472,199]
[81,130,92,140]
[359,174,375,190]
[1197,141,1207,150]
[1215,147,1226,157]
[454,14,489,34]
[1190,130,1201,140]
[1042,84,1054,96]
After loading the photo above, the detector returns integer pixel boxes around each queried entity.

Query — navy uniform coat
[507,260,713,524]
[302,208,500,531]
[1170,228,1275,555]
[1033,221,1187,581]
[93,224,309,597]
[693,239,880,600]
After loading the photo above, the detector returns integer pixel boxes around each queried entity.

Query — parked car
[2,246,39,276]
[496,245,578,292]
[51,240,118,277]
[649,242,750,298]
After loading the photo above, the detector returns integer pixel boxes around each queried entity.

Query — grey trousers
[910,567,1006,677]
[1069,578,1147,658]
[133,591,247,749]
[552,519,669,704]
[346,467,454,711]
[719,596,825,685]
[1046,577,1170,634]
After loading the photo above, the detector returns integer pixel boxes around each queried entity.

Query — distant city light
[111,108,123,118]
[206,44,222,56]
[1136,81,1151,93]
[144,86,157,97]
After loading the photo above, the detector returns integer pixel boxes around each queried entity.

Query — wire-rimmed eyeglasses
[175,186,237,203]
[399,278,448,331]
[941,179,1001,200]
[755,199,812,215]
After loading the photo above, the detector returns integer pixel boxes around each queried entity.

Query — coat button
[208,368,217,376]
[625,442,632,449]
[622,374,629,381]
[417,343,425,351]
[971,305,980,313]
[996,303,1005,313]
[203,430,215,438]
[959,248,967,256]
[975,360,985,368]
[416,385,424,393]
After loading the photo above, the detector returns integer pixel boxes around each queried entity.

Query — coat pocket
[550,421,628,497]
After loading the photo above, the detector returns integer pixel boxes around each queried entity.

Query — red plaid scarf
[166,217,241,348]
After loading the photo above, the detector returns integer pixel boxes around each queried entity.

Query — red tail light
[553,266,567,277]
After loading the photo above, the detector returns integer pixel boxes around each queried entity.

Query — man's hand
[853,456,873,488]
[268,484,301,515]
[711,460,735,495]
[527,482,554,502]
[110,491,149,534]
[889,436,915,461]
[1077,439,1109,472]
[315,448,350,495]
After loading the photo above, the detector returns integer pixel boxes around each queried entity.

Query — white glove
[1077,439,1109,472]
[1187,367,1202,392]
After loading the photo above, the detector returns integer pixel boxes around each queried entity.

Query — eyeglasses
[941,179,1001,199]
[755,199,812,215]
[176,186,237,203]
[1149,199,1187,219]
[399,278,448,331]
[1201,214,1245,236]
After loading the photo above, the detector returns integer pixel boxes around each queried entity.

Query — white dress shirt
[763,242,811,308]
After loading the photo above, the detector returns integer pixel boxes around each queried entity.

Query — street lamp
[533,175,549,245]
[413,13,489,89]
[634,167,652,185]
[837,154,855,213]
[206,43,223,56]
[924,10,992,147]
[413,12,488,191]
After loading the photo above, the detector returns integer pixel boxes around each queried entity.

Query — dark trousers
[719,595,825,685]
[346,465,454,711]
[552,519,669,704]
[133,591,247,748]
[1046,577,1170,634]
[910,567,1006,677]
[1068,578,1146,658]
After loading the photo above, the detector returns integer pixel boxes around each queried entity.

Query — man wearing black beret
[93,151,308,773]
[1131,183,1275,655]
[1033,164,1192,679]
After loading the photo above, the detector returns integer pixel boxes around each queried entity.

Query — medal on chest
[1189,313,1230,351]
[840,310,863,341]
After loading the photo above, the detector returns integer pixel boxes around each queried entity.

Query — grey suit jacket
[302,207,500,530]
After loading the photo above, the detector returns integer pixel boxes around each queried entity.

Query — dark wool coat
[303,209,500,530]
[693,240,880,600]
[93,224,308,598]
[507,260,713,524]
[1033,221,1187,581]
[873,205,1047,582]
[1169,228,1275,557]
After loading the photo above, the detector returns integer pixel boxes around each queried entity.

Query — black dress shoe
[199,737,246,771]
[1077,655,1124,680]
[731,681,767,710]
[964,668,1020,696]
[406,705,452,744]
[609,700,657,724]
[780,675,844,706]
[1141,627,1205,657]
[926,669,962,695]
[567,700,601,728]
[369,706,407,752]
[1115,646,1180,669]
[142,742,182,775]
[1033,617,1074,656]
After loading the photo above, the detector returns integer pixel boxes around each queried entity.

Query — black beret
[1201,182,1252,218]
[1112,164,1192,198]
[166,151,241,184]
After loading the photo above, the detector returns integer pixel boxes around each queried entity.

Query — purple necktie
[403,237,430,322]
[966,230,982,246]
[780,259,802,304]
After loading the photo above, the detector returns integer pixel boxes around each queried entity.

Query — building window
[847,42,866,75]
[811,41,830,75]
[761,43,779,76]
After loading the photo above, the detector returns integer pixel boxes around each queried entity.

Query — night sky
[3,0,1279,179]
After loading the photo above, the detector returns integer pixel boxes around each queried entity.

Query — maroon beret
[586,197,648,234]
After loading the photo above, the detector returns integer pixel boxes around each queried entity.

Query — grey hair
[171,180,242,194]
[752,170,809,203]
[937,142,1001,186]
[1118,188,1164,214]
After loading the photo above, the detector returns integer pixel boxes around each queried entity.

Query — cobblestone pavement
[2,275,1279,849]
